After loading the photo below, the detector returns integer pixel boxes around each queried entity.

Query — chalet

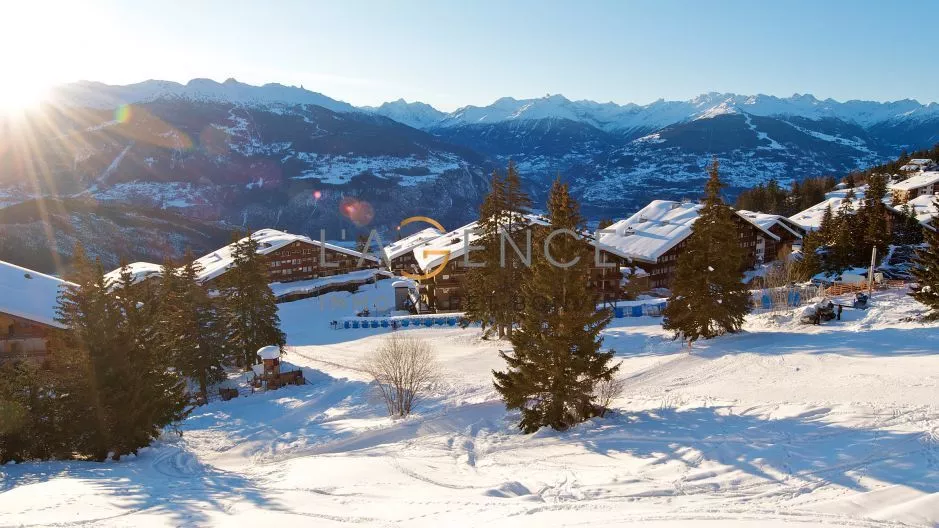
[890,172,939,204]
[0,260,70,364]
[408,215,631,312]
[103,261,163,288]
[596,200,779,289]
[887,194,939,232]
[898,158,937,172]
[737,210,805,259]
[381,227,443,275]
[789,186,866,231]
[197,229,380,286]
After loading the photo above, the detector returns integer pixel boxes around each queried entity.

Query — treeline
[0,235,285,463]
[795,173,917,277]
[735,176,838,216]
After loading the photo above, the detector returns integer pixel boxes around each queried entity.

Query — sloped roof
[788,187,867,231]
[888,194,939,228]
[382,227,443,261]
[737,210,802,239]
[195,228,378,282]
[597,201,780,263]
[596,201,702,263]
[0,260,71,329]
[891,172,939,192]
[413,214,551,272]
[103,261,163,287]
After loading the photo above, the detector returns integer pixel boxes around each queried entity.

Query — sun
[0,82,50,115]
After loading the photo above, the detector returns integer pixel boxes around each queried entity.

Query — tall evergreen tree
[464,162,532,338]
[662,160,751,343]
[218,234,286,368]
[896,204,925,245]
[162,251,229,399]
[795,231,822,281]
[910,210,939,320]
[55,246,186,460]
[862,172,890,260]
[494,179,618,433]
[464,170,506,337]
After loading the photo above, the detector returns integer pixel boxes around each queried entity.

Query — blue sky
[5,0,938,110]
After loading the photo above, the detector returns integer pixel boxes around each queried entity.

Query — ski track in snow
[2,286,938,527]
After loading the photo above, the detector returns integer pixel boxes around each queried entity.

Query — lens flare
[114,104,132,124]
[339,197,374,227]
[313,190,322,200]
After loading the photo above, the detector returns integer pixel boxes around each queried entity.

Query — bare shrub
[593,376,625,417]
[363,335,440,417]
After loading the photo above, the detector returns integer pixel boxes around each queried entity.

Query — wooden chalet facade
[196,229,380,286]
[0,261,69,365]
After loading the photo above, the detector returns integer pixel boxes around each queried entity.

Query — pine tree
[493,179,618,433]
[218,234,286,368]
[162,251,229,399]
[662,159,751,343]
[464,163,532,338]
[795,231,822,281]
[896,204,925,245]
[830,190,857,271]
[818,204,835,242]
[910,210,939,320]
[862,172,890,260]
[55,247,186,460]
[464,170,506,337]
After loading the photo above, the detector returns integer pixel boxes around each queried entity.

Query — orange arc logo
[399,216,450,280]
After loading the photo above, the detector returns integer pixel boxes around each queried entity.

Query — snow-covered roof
[0,260,71,329]
[413,214,551,272]
[908,158,934,165]
[789,187,867,231]
[890,172,939,192]
[598,201,778,263]
[737,210,802,239]
[888,194,939,227]
[597,201,702,263]
[195,228,378,283]
[257,345,281,360]
[103,261,163,287]
[382,227,443,261]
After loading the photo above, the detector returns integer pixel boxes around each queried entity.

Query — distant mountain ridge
[3,78,937,270]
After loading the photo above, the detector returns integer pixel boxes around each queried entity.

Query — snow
[381,227,443,262]
[50,78,356,113]
[257,346,281,361]
[789,186,867,231]
[4,288,939,526]
[194,228,378,283]
[103,261,164,287]
[888,194,939,227]
[737,210,803,239]
[890,171,939,192]
[268,269,392,299]
[598,201,777,263]
[0,260,71,328]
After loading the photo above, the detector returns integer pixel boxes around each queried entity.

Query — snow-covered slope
[3,287,938,527]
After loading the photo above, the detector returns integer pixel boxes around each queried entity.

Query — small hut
[255,345,304,389]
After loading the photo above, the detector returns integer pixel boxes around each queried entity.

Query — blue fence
[611,301,667,318]
[335,315,462,330]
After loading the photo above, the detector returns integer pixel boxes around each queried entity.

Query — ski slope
[2,286,938,527]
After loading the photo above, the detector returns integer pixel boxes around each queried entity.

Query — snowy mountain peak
[48,78,356,113]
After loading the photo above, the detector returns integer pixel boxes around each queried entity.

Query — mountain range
[2,78,938,272]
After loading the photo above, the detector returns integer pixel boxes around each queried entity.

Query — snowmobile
[852,292,869,310]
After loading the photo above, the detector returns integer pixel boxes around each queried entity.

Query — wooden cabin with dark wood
[196,229,380,286]
[0,260,70,364]
[381,227,443,275]
[597,200,781,290]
